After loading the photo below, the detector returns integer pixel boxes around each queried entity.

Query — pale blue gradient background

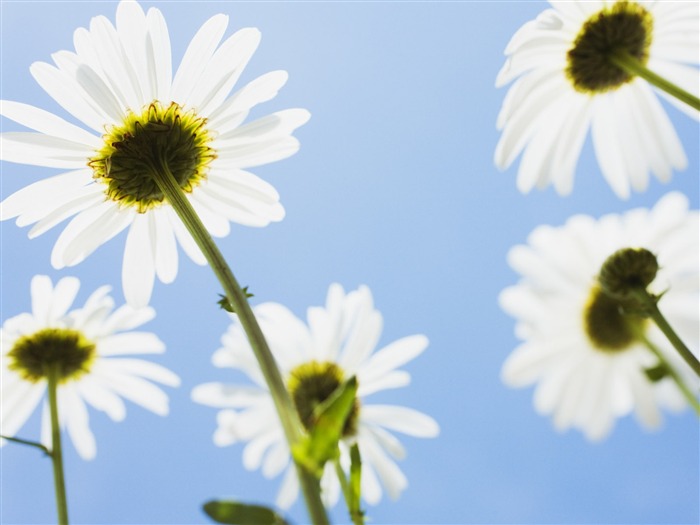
[1,2,698,524]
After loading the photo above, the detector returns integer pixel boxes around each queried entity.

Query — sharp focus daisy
[495,1,699,198]
[192,284,439,509]
[500,192,699,440]
[1,275,180,459]
[0,0,310,306]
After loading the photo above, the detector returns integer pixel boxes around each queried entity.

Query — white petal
[359,334,428,385]
[29,61,111,132]
[51,202,132,268]
[358,371,411,397]
[275,465,300,510]
[98,332,165,356]
[0,378,45,441]
[191,383,266,408]
[28,191,106,239]
[207,70,289,132]
[48,276,81,322]
[171,14,228,103]
[0,100,100,147]
[60,385,97,460]
[0,169,93,221]
[359,434,407,501]
[151,204,178,284]
[122,215,156,308]
[31,274,55,326]
[190,28,261,116]
[146,7,172,102]
[76,378,127,422]
[0,132,93,169]
[361,405,439,437]
[92,364,171,416]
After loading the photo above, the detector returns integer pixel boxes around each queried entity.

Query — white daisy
[192,284,439,510]
[500,192,699,440]
[495,0,699,198]
[1,275,180,459]
[0,0,310,306]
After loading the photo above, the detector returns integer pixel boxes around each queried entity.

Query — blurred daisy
[1,275,180,459]
[500,192,699,440]
[495,1,699,198]
[192,284,439,509]
[0,0,309,306]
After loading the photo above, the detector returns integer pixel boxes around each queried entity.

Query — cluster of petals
[500,192,699,440]
[495,0,699,198]
[1,275,179,460]
[0,0,310,306]
[192,283,439,509]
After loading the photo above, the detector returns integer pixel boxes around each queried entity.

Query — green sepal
[644,362,670,382]
[292,376,358,477]
[217,287,254,313]
[202,500,289,525]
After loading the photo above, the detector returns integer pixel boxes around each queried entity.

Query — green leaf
[217,287,254,313]
[203,500,288,525]
[0,434,51,456]
[292,376,358,477]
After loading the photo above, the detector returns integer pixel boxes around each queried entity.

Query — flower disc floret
[89,102,216,213]
[288,360,359,437]
[566,1,653,93]
[8,328,96,383]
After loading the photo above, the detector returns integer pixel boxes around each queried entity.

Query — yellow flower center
[89,102,216,213]
[583,285,647,352]
[288,361,360,437]
[8,328,96,383]
[566,1,653,94]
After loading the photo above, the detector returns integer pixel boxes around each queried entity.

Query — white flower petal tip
[193,283,437,508]
[2,1,308,304]
[500,192,699,440]
[495,1,698,197]
[2,275,179,459]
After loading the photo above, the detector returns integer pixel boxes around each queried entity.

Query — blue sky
[1,1,698,524]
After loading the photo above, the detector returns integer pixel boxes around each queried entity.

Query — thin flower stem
[611,51,700,111]
[631,288,700,377]
[149,156,329,525]
[334,457,364,525]
[0,434,51,455]
[46,365,69,525]
[637,335,700,416]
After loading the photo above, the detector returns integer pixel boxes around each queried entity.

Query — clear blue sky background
[1,2,698,524]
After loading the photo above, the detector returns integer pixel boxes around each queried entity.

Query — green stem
[334,457,364,525]
[630,288,700,377]
[638,335,700,416]
[46,366,69,525]
[0,434,51,455]
[149,158,329,525]
[611,51,700,111]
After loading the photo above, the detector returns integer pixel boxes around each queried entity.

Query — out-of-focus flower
[495,1,699,198]
[2,275,179,459]
[193,284,439,509]
[500,192,699,440]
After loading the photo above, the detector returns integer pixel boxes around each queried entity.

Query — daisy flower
[192,284,439,509]
[1,275,180,459]
[500,192,699,440]
[1,0,310,306]
[495,1,699,198]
